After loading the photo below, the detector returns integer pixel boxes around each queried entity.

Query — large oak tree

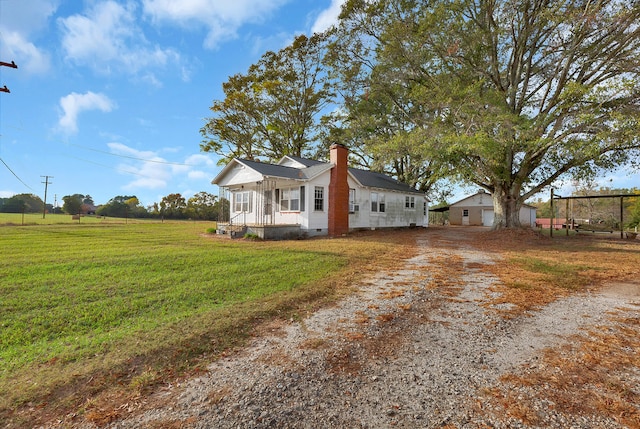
[333,0,640,228]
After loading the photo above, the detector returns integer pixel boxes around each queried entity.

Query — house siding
[212,149,427,239]
[450,207,484,225]
[349,183,424,230]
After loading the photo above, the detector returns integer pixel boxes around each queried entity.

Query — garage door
[482,209,494,227]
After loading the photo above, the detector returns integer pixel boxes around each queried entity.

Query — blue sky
[0,0,636,209]
[0,0,344,208]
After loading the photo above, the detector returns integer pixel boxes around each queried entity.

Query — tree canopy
[200,33,334,164]
[0,193,43,213]
[200,0,640,229]
[97,195,148,218]
[333,0,640,227]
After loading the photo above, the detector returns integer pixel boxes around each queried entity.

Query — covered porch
[217,182,303,239]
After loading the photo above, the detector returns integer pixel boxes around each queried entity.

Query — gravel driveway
[91,227,639,429]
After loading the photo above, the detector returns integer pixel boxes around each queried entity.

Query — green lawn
[1,221,399,421]
[0,212,159,225]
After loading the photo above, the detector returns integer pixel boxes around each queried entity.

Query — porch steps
[221,224,247,239]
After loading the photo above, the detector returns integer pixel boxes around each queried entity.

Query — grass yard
[0,222,415,426]
[0,212,161,226]
[3,223,639,427]
[473,228,640,315]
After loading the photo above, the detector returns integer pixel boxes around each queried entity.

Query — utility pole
[0,60,18,93]
[41,176,53,219]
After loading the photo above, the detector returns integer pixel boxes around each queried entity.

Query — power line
[70,143,198,166]
[62,154,151,177]
[0,122,203,168]
[0,156,34,191]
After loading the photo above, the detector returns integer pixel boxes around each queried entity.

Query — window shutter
[300,186,305,212]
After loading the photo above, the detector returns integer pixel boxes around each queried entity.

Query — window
[371,192,385,213]
[349,189,357,212]
[314,186,324,211]
[279,187,300,212]
[234,191,251,213]
[405,196,415,209]
[463,209,469,217]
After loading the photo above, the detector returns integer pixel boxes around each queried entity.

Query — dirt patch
[600,281,640,299]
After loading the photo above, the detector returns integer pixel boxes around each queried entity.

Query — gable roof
[449,191,537,209]
[280,155,325,168]
[449,191,491,207]
[348,168,424,195]
[213,156,424,195]
[238,159,307,180]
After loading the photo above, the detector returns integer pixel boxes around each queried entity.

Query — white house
[212,144,428,239]
[449,190,537,227]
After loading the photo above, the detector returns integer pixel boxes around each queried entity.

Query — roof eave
[211,158,242,185]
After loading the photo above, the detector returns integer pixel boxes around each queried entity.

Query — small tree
[186,192,217,220]
[97,195,148,218]
[62,194,84,215]
[625,190,640,229]
[159,193,187,219]
[201,33,334,164]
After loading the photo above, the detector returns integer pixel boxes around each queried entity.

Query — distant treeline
[0,192,228,221]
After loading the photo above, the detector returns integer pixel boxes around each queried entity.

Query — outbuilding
[448,190,537,227]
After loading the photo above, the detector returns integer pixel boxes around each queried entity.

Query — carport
[550,189,639,239]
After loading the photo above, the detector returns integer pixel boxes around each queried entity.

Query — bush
[243,232,261,241]
[206,227,216,234]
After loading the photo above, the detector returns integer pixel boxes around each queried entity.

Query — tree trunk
[492,186,523,229]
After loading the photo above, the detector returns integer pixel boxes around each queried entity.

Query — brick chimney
[328,143,349,237]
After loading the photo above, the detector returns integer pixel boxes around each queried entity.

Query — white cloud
[58,1,180,77]
[108,142,171,190]
[0,0,58,75]
[0,31,51,75]
[58,91,116,134]
[106,143,217,194]
[185,153,216,166]
[248,31,294,56]
[188,170,209,180]
[142,0,289,49]
[311,0,345,34]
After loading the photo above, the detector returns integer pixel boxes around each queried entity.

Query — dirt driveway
[82,227,640,428]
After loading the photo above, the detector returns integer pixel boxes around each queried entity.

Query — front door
[482,209,494,227]
[462,209,469,225]
[263,189,273,224]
